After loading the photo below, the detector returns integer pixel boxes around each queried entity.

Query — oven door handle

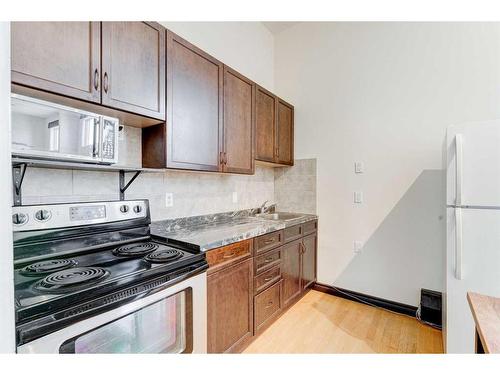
[142,263,209,299]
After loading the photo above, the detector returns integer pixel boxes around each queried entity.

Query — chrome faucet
[259,200,269,213]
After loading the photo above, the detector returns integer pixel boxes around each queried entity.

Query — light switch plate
[354,162,364,174]
[354,191,363,203]
[353,240,363,253]
[165,193,173,207]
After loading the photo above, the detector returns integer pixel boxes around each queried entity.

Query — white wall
[0,22,15,353]
[160,22,274,90]
[274,22,500,305]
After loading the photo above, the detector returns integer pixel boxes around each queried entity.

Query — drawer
[206,239,252,272]
[303,220,317,235]
[254,247,281,275]
[254,230,283,255]
[254,265,281,294]
[254,280,282,332]
[283,224,303,243]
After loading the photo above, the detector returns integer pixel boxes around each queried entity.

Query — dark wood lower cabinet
[281,239,303,307]
[302,233,317,290]
[254,280,282,334]
[207,221,317,353]
[207,258,253,353]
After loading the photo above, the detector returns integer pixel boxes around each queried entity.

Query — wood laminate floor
[243,290,443,354]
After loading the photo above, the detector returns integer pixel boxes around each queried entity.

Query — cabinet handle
[264,276,274,282]
[103,72,109,93]
[263,238,275,244]
[93,69,99,91]
[264,257,274,263]
[223,252,235,259]
[220,152,224,166]
[265,301,274,309]
[224,152,228,165]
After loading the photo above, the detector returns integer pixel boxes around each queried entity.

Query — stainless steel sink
[254,212,305,221]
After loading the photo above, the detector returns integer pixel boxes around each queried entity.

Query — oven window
[59,289,192,354]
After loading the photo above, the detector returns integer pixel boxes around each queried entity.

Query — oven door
[17,272,207,354]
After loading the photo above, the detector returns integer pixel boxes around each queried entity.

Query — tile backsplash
[274,159,317,214]
[20,126,316,220]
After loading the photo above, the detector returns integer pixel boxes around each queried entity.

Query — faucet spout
[259,200,269,213]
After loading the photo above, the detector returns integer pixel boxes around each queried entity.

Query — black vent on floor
[420,289,442,326]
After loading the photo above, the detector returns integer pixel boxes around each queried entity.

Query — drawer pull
[266,301,274,308]
[263,238,275,244]
[264,276,274,282]
[264,257,274,263]
[223,252,236,259]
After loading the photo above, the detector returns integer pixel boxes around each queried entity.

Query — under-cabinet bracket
[12,163,27,206]
[119,170,141,201]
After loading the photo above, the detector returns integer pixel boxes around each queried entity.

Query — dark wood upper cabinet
[277,98,294,165]
[281,239,302,307]
[101,22,165,120]
[301,232,317,290]
[222,66,255,174]
[11,22,101,103]
[255,86,277,163]
[207,258,254,353]
[255,86,294,166]
[165,31,223,172]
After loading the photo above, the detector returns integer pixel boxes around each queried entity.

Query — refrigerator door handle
[455,207,463,280]
[455,134,464,206]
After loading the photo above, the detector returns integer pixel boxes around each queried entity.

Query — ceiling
[261,22,299,35]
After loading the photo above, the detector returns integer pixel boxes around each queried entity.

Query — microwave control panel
[101,118,117,162]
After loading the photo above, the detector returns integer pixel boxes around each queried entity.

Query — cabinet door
[11,22,101,103]
[255,86,277,162]
[222,66,255,174]
[302,233,317,290]
[101,22,165,120]
[282,239,302,307]
[207,259,253,353]
[166,31,223,172]
[277,98,294,165]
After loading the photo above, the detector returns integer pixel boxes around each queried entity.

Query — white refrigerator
[445,120,500,353]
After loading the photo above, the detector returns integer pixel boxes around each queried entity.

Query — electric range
[13,200,208,353]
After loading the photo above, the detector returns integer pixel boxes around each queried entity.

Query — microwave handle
[92,118,100,158]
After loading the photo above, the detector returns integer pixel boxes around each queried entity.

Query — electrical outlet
[353,241,363,254]
[232,192,238,203]
[165,193,173,207]
[354,162,364,174]
[118,126,125,141]
[354,191,363,203]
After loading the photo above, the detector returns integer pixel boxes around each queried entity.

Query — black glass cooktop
[14,235,204,323]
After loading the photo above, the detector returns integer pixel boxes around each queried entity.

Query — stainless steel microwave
[11,94,119,164]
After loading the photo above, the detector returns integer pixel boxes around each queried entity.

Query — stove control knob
[133,205,142,214]
[12,213,28,225]
[35,209,51,222]
[120,205,130,213]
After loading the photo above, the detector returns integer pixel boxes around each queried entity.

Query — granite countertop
[151,209,317,252]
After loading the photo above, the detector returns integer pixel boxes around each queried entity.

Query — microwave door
[11,95,102,163]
